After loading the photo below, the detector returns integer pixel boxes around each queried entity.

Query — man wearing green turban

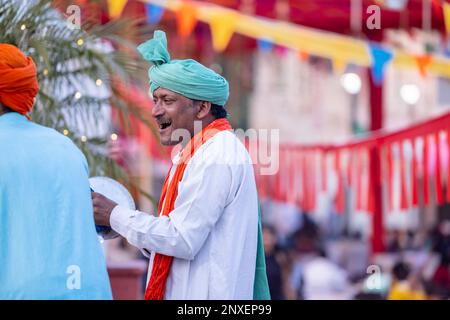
[138,30,229,108]
[92,30,269,300]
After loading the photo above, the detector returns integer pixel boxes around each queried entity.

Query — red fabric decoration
[423,136,430,206]
[399,142,409,210]
[435,132,444,205]
[411,138,419,206]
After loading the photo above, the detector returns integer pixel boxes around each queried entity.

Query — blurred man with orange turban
[0,44,112,299]
[0,44,39,117]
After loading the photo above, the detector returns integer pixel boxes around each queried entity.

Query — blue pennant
[368,42,394,86]
[145,3,164,25]
[257,38,273,53]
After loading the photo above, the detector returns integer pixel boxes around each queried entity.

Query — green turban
[137,30,229,107]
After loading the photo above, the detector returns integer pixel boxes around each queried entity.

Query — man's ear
[196,101,212,119]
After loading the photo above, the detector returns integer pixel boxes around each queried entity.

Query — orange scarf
[0,44,39,117]
[144,118,232,300]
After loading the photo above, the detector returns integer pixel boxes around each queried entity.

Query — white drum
[89,176,136,241]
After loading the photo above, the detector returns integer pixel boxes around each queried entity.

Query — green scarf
[253,203,271,300]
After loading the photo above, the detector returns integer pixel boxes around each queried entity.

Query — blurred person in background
[428,219,450,298]
[388,261,426,300]
[288,222,350,300]
[262,224,286,300]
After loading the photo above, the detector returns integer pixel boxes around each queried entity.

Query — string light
[110,133,118,141]
[76,38,84,46]
[340,72,361,95]
[43,69,48,76]
[20,24,26,31]
[81,136,87,142]
[95,79,103,86]
[400,84,420,105]
[74,91,82,100]
[63,129,69,136]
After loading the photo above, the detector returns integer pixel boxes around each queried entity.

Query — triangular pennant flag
[399,142,409,210]
[107,0,128,19]
[332,57,347,74]
[209,11,238,52]
[298,50,309,62]
[434,132,444,205]
[415,55,432,78]
[176,2,198,38]
[444,2,450,34]
[145,3,164,25]
[257,38,273,52]
[275,45,288,57]
[368,42,394,86]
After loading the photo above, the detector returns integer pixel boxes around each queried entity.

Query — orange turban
[0,44,39,116]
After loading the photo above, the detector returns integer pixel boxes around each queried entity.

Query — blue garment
[0,113,112,299]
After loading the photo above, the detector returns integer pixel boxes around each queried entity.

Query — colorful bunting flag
[142,0,450,79]
[209,11,238,52]
[444,2,450,34]
[145,3,164,24]
[274,45,288,57]
[368,42,394,85]
[298,50,309,62]
[176,1,198,37]
[415,55,433,78]
[332,58,347,74]
[257,38,274,52]
[107,0,128,19]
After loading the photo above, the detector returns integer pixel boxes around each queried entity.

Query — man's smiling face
[152,87,197,146]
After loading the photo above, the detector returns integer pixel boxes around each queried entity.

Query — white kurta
[110,130,259,299]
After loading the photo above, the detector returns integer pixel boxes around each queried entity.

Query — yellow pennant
[209,10,238,52]
[444,2,450,34]
[107,0,128,19]
[332,57,347,74]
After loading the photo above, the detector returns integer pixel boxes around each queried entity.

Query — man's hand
[92,192,118,227]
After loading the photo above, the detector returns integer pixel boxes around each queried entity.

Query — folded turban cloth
[0,44,39,116]
[137,30,229,107]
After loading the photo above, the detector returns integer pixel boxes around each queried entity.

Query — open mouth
[159,120,172,130]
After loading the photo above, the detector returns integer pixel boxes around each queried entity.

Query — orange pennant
[176,2,198,38]
[415,55,432,78]
[298,50,309,62]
